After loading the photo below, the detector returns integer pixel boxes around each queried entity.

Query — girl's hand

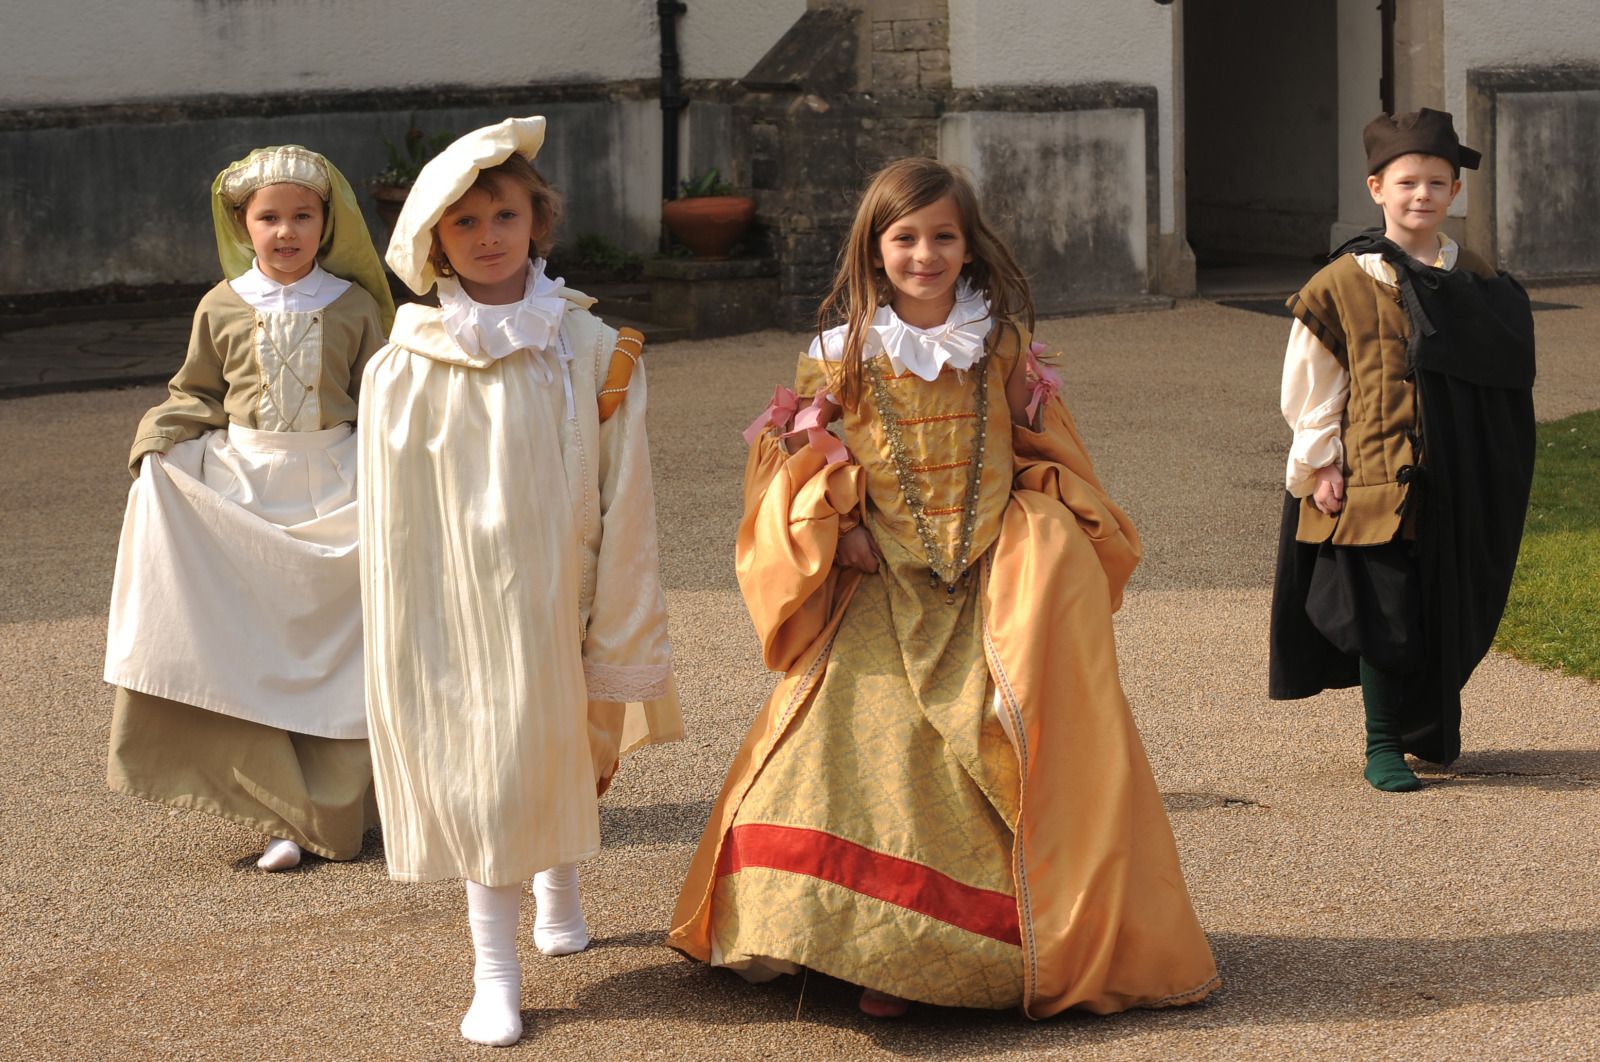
[836,525,879,573]
[1312,464,1345,515]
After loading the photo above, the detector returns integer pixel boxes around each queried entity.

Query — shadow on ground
[600,798,717,848]
[496,925,1600,1056]
[1417,748,1600,791]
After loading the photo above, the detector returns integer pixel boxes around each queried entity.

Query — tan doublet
[1286,247,1494,545]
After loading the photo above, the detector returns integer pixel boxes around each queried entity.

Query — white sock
[532,863,590,956]
[460,880,523,1047]
[256,838,302,872]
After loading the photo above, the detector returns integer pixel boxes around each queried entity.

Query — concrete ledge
[645,258,780,339]
[643,258,780,282]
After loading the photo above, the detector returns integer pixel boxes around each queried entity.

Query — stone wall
[735,4,948,329]
[1467,66,1600,278]
[870,6,951,91]
[736,1,1166,329]
[0,0,804,303]
[942,88,1158,315]
[0,88,662,302]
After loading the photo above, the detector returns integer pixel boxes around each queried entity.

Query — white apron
[104,422,365,739]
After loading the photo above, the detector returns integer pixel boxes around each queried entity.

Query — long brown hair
[817,157,1034,408]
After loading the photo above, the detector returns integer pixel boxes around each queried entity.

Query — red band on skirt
[716,822,1021,946]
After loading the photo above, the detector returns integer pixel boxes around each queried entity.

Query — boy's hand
[836,525,879,573]
[1312,464,1345,515]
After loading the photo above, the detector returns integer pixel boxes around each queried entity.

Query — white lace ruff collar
[437,258,568,363]
[808,282,993,381]
[436,259,576,417]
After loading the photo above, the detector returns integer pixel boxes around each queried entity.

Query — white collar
[437,258,577,417]
[237,260,332,296]
[1356,233,1460,287]
[437,258,569,362]
[230,261,349,311]
[809,283,993,381]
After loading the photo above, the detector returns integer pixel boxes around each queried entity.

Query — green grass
[1495,409,1600,680]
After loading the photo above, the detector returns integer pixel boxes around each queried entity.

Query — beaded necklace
[868,352,989,604]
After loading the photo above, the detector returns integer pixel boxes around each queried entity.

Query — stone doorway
[1182,0,1344,295]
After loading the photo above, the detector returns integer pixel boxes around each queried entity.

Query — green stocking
[1360,658,1422,792]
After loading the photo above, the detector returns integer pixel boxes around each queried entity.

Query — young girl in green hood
[105,146,394,872]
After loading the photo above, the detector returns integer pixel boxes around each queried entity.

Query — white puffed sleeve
[1280,319,1349,497]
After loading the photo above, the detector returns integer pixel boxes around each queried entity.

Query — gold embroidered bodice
[795,334,1019,578]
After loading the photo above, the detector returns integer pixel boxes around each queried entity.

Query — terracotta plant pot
[661,195,757,260]
[369,184,410,235]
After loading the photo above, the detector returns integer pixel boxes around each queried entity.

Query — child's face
[1367,154,1460,242]
[436,177,545,304]
[874,194,972,326]
[242,183,325,285]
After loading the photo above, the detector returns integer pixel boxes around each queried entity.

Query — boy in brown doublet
[1269,109,1536,792]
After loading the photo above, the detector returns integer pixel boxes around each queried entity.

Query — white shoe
[256,838,302,872]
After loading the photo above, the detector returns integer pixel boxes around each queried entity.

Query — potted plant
[367,126,453,233]
[661,168,757,260]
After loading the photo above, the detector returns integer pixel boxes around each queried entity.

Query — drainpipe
[1379,0,1396,113]
[659,0,689,251]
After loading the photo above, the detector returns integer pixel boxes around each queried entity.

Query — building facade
[2,0,1596,318]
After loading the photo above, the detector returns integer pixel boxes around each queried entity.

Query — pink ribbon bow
[792,392,849,467]
[740,386,848,466]
[742,385,800,445]
[1024,341,1063,423]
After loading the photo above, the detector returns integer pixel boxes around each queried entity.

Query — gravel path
[3,286,1596,1059]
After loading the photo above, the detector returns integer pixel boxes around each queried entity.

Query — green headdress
[211,145,396,331]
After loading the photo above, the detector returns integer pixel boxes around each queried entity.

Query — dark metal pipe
[659,0,689,243]
[1379,0,1396,113]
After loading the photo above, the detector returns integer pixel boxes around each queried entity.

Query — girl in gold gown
[669,158,1219,1019]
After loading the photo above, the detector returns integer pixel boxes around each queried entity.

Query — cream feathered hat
[385,116,547,295]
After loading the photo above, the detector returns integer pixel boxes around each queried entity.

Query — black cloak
[1268,233,1536,766]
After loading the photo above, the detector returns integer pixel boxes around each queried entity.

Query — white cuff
[1286,433,1344,497]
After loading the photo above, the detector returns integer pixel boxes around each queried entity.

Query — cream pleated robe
[358,280,680,886]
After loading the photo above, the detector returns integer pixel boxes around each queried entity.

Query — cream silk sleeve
[127,306,231,475]
[582,359,675,704]
[1280,319,1349,497]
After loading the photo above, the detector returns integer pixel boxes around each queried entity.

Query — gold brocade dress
[675,309,1218,1016]
[708,342,1027,1007]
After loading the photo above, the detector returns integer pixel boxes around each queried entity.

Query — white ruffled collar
[809,282,993,381]
[437,258,569,363]
[436,259,577,417]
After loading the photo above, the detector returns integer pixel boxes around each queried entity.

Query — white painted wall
[946,0,1178,234]
[1443,0,1600,215]
[0,0,802,108]
[681,0,807,80]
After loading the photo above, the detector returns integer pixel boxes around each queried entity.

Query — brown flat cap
[1364,108,1481,174]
